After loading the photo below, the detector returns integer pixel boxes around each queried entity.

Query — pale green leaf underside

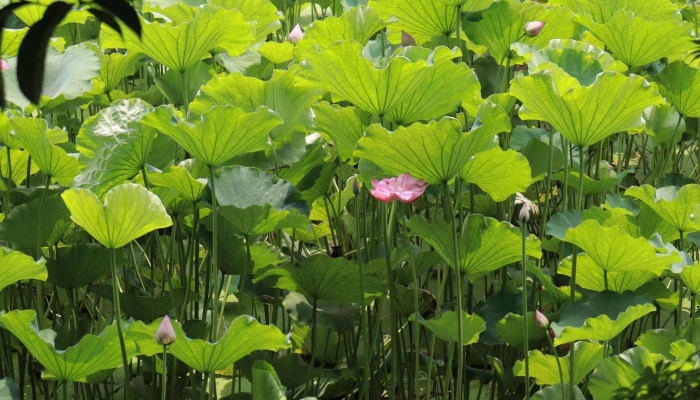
[461,147,531,202]
[514,341,604,385]
[0,247,47,292]
[62,183,173,249]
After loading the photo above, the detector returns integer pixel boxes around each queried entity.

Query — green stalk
[442,182,465,400]
[521,222,530,400]
[540,130,556,240]
[355,189,371,400]
[208,166,219,341]
[569,146,586,399]
[180,71,189,116]
[382,201,399,400]
[545,331,565,399]
[161,346,168,400]
[111,247,132,400]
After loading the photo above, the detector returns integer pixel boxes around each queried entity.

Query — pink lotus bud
[401,31,416,47]
[155,315,176,345]
[519,201,531,223]
[0,60,8,71]
[525,21,545,37]
[535,310,549,328]
[289,24,304,43]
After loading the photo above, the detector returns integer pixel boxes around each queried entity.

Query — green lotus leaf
[75,99,176,195]
[0,247,46,292]
[13,3,91,26]
[461,147,531,202]
[679,264,700,294]
[386,46,482,122]
[408,311,485,345]
[100,5,255,72]
[252,360,285,400]
[625,184,700,233]
[214,166,308,214]
[0,310,137,382]
[0,149,37,187]
[154,62,215,109]
[516,39,628,84]
[0,114,25,149]
[145,0,281,41]
[1,28,28,58]
[356,103,508,184]
[644,104,686,147]
[12,120,81,187]
[464,1,578,64]
[62,183,172,249]
[259,42,294,65]
[189,69,321,143]
[654,61,700,118]
[368,0,457,43]
[510,66,664,147]
[574,10,693,68]
[435,0,494,9]
[552,170,627,196]
[551,291,656,345]
[0,195,71,251]
[407,214,541,282]
[141,105,282,167]
[563,219,674,274]
[256,254,386,304]
[583,204,680,243]
[4,44,100,112]
[496,312,547,350]
[218,205,309,236]
[533,384,585,400]
[98,51,141,95]
[558,255,659,293]
[295,5,386,60]
[46,244,127,290]
[311,103,368,162]
[148,166,206,203]
[514,341,604,385]
[588,347,664,400]
[127,316,290,373]
[546,209,583,240]
[297,41,478,123]
[549,0,681,23]
[635,329,680,359]
[89,284,196,323]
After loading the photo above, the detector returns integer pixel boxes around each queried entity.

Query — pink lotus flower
[371,173,427,203]
[0,60,8,71]
[525,21,545,37]
[155,315,176,345]
[289,24,304,43]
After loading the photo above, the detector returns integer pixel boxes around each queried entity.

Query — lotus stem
[161,345,168,400]
[180,70,189,116]
[383,200,399,400]
[521,221,530,400]
[443,182,465,400]
[208,166,219,342]
[569,146,586,399]
[110,247,132,400]
[354,187,371,400]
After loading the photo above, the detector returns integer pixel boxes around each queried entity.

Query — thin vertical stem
[161,346,168,400]
[208,166,219,341]
[521,222,530,400]
[111,248,132,400]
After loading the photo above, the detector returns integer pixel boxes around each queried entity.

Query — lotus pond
[2,0,700,399]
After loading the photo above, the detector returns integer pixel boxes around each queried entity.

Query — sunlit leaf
[588,347,664,400]
[62,183,173,249]
[127,316,290,373]
[0,248,46,292]
[461,146,531,202]
[514,341,604,384]
[625,184,700,233]
[409,311,485,345]
[653,61,700,118]
[407,214,541,282]
[141,105,282,167]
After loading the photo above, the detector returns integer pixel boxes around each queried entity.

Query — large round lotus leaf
[408,311,485,345]
[127,315,290,373]
[141,105,282,168]
[255,253,386,304]
[251,360,286,400]
[0,195,71,252]
[625,184,700,233]
[75,99,177,195]
[62,183,173,249]
[0,247,46,292]
[549,0,681,23]
[654,61,700,118]
[407,214,541,282]
[514,341,604,385]
[510,66,664,147]
[100,5,255,72]
[0,310,139,382]
[46,244,127,290]
[551,291,656,345]
[588,347,664,400]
